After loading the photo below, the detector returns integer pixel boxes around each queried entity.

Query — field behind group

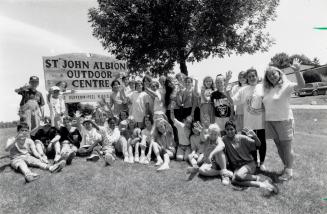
[0,109,326,214]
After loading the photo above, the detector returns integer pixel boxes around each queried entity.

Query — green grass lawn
[0,110,326,214]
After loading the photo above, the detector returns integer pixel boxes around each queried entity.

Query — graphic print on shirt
[246,93,264,115]
[213,97,230,117]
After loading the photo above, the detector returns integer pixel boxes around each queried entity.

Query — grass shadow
[259,169,284,183]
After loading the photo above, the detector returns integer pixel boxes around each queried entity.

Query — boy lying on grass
[5,122,65,183]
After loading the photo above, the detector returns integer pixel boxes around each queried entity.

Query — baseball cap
[50,86,60,91]
[29,76,39,82]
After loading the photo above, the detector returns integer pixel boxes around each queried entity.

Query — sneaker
[220,169,233,178]
[279,172,293,181]
[66,152,76,165]
[261,180,278,194]
[142,158,149,165]
[155,158,164,166]
[123,157,129,163]
[25,173,40,183]
[104,154,115,166]
[186,166,199,174]
[86,154,100,162]
[49,160,66,173]
[221,175,230,186]
[157,164,169,171]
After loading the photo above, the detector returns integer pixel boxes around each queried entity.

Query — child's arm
[208,137,225,160]
[5,137,16,151]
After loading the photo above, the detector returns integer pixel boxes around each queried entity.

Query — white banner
[62,92,111,103]
[43,53,128,91]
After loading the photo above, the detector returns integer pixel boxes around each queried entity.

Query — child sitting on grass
[118,119,133,163]
[187,122,205,171]
[151,119,176,171]
[222,121,278,193]
[197,123,233,185]
[127,121,142,163]
[78,116,103,162]
[142,115,154,164]
[5,123,65,183]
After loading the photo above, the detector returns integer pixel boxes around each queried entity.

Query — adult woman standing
[262,58,305,180]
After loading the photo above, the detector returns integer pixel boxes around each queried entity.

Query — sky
[0,0,326,121]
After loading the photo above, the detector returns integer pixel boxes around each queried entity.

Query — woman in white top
[230,71,247,131]
[228,69,266,170]
[262,58,305,181]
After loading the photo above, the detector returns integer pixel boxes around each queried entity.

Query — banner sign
[43,53,128,90]
[62,92,111,103]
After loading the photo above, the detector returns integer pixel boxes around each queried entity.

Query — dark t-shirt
[210,90,231,117]
[58,127,82,148]
[222,134,256,169]
[31,125,59,147]
[18,88,45,107]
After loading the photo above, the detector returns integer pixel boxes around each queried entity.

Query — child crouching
[151,119,176,171]
[198,124,233,185]
[5,123,65,183]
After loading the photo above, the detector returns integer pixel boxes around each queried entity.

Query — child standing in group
[198,124,233,185]
[48,86,66,129]
[211,75,234,131]
[5,123,65,182]
[200,76,215,124]
[126,80,150,128]
[151,119,176,171]
[170,108,192,161]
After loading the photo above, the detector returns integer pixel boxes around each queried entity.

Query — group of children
[12,60,305,193]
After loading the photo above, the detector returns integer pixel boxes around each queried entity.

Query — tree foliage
[89,0,279,75]
[270,52,320,69]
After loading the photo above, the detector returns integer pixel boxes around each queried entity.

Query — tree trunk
[179,59,188,76]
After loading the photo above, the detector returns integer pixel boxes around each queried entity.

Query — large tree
[89,0,279,75]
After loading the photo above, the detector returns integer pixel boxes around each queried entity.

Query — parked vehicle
[296,82,327,97]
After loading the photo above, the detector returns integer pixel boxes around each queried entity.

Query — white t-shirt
[173,118,190,146]
[129,91,149,122]
[153,90,166,115]
[263,81,296,121]
[141,128,152,143]
[232,84,264,130]
[50,96,65,115]
[81,127,102,147]
[231,85,244,115]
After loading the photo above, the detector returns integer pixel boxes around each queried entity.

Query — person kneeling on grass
[197,124,233,185]
[5,123,65,183]
[31,117,61,164]
[97,117,119,166]
[57,116,82,165]
[187,122,206,170]
[78,116,103,162]
[151,119,176,171]
[222,121,278,193]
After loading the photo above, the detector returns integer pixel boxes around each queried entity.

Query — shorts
[200,162,221,171]
[234,161,256,176]
[11,154,47,170]
[265,119,294,141]
[176,145,191,160]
